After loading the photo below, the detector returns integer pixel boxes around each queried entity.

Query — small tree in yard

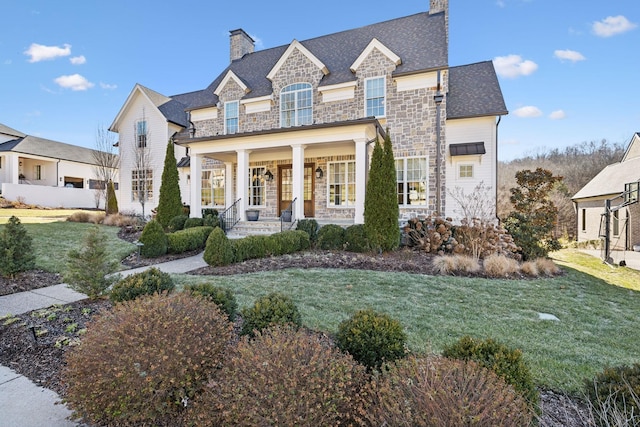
[64,226,119,299]
[106,180,119,215]
[504,168,563,260]
[364,130,399,253]
[0,216,36,278]
[155,140,183,228]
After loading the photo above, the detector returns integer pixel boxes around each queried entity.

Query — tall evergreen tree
[155,140,183,228]
[0,216,36,278]
[106,180,119,215]
[364,130,399,252]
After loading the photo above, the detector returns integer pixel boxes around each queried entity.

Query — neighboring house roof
[0,134,115,166]
[0,123,26,138]
[447,61,508,119]
[572,158,640,200]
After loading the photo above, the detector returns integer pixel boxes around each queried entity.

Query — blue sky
[1,0,638,161]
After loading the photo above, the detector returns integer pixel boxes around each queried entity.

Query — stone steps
[225,219,291,238]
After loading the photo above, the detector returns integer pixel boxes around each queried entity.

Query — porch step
[225,219,288,238]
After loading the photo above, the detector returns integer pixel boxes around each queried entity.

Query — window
[131,169,153,201]
[201,169,225,207]
[328,161,356,207]
[613,209,619,236]
[280,83,312,127]
[396,157,427,205]
[581,209,586,231]
[365,77,385,117]
[34,165,43,180]
[459,164,474,178]
[136,120,147,148]
[248,167,266,206]
[225,101,239,134]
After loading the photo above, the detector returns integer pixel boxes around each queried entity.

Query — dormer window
[225,101,239,134]
[365,77,385,117]
[280,83,312,127]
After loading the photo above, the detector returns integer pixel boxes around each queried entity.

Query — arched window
[280,83,312,127]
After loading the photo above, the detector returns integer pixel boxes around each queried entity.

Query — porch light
[315,167,323,179]
[264,170,274,182]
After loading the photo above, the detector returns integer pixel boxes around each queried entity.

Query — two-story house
[110,0,507,225]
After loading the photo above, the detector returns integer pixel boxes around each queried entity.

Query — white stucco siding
[58,160,99,186]
[444,116,497,220]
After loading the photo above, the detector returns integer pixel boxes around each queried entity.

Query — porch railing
[280,197,297,232]
[220,198,241,233]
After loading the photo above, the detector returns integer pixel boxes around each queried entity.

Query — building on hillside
[110,0,507,226]
[572,132,640,251]
[0,123,118,209]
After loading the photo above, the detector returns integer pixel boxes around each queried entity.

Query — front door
[278,164,314,217]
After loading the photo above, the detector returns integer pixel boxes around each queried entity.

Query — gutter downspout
[495,116,501,222]
[434,70,444,216]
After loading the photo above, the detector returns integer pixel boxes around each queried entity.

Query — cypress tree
[380,130,400,251]
[155,140,183,228]
[364,138,386,252]
[106,180,119,215]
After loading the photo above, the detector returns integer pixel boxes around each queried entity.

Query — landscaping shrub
[184,282,237,321]
[167,226,213,254]
[240,292,302,337]
[63,292,232,426]
[102,213,141,227]
[155,140,183,228]
[66,211,104,224]
[316,223,346,250]
[106,180,119,215]
[184,217,204,229]
[365,356,533,426]
[203,213,220,229]
[139,219,168,257]
[442,335,539,408]
[296,218,319,244]
[453,217,520,260]
[403,216,456,254]
[168,214,188,232]
[432,254,481,275]
[520,260,539,277]
[534,258,561,276]
[0,215,36,278]
[344,224,370,253]
[231,235,268,262]
[186,326,368,426]
[270,229,306,255]
[336,308,407,371]
[483,253,521,278]
[585,363,640,426]
[203,227,234,267]
[64,226,119,299]
[109,267,174,303]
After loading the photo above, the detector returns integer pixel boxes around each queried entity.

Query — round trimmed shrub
[186,326,368,426]
[203,227,234,267]
[316,223,346,250]
[168,214,188,232]
[184,282,237,321]
[336,308,407,371]
[442,335,539,408]
[585,363,640,426]
[344,224,370,253]
[203,213,220,229]
[167,226,213,254]
[365,356,533,426]
[109,267,174,303]
[139,220,168,258]
[240,292,302,337]
[296,218,319,244]
[63,292,233,426]
[184,217,204,229]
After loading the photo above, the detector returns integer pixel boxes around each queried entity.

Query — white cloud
[3,59,11,65]
[493,55,538,78]
[69,55,86,65]
[100,82,117,90]
[592,15,637,37]
[554,49,586,62]
[24,43,71,62]
[249,33,264,50]
[514,106,543,118]
[549,110,566,120]
[54,74,94,91]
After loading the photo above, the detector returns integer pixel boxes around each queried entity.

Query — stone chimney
[229,29,255,62]
[429,0,449,46]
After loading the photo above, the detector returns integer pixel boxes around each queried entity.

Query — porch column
[224,161,234,209]
[354,138,367,224]
[9,155,19,183]
[189,153,202,218]
[291,144,306,220]
[236,149,250,220]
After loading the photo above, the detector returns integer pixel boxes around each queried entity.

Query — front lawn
[173,260,639,395]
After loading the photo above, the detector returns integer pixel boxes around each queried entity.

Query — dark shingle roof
[0,135,115,165]
[447,61,508,119]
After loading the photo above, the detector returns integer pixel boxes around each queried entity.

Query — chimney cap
[229,28,255,42]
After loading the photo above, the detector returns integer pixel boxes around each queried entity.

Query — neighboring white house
[572,132,640,250]
[110,0,507,225]
[0,123,118,209]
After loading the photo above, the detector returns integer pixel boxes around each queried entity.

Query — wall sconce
[315,167,323,179]
[264,170,274,182]
[59,177,63,182]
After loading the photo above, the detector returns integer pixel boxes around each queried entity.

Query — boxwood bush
[317,224,346,250]
[296,219,319,244]
[139,220,168,258]
[109,267,174,303]
[203,227,234,267]
[167,226,213,254]
[240,292,302,337]
[344,224,370,253]
[184,217,204,229]
[184,282,238,321]
[168,214,188,232]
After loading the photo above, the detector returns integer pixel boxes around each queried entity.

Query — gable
[350,38,401,72]
[213,70,250,97]
[267,40,328,82]
[622,133,640,161]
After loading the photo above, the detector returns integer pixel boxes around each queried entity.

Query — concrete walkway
[0,252,207,427]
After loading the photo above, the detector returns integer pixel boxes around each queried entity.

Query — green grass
[173,257,640,395]
[0,221,136,272]
[0,208,94,224]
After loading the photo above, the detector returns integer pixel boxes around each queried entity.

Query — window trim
[131,169,153,202]
[458,164,474,179]
[224,101,239,135]
[364,76,386,118]
[201,168,226,207]
[248,166,266,207]
[280,82,313,128]
[136,120,147,148]
[327,160,356,208]
[396,156,428,207]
